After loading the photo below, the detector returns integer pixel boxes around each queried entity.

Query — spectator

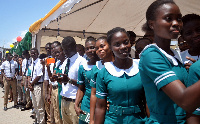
[59,36,86,124]
[1,53,18,111]
[21,50,32,110]
[28,48,45,124]
[127,31,136,58]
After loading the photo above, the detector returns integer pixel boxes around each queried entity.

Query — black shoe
[3,107,7,111]
[21,107,31,111]
[21,102,26,106]
[17,102,22,105]
[30,114,35,119]
[13,105,19,109]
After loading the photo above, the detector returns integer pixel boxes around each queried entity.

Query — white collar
[82,62,94,71]
[68,53,78,63]
[140,44,183,66]
[32,58,39,64]
[104,59,140,77]
[171,48,183,64]
[26,58,32,63]
[96,60,104,70]
[6,60,14,63]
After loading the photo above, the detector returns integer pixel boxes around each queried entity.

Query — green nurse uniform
[90,61,105,88]
[77,63,94,124]
[96,59,146,124]
[26,68,31,76]
[187,60,200,115]
[54,61,63,119]
[139,44,188,124]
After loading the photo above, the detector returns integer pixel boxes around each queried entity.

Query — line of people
[1,0,200,123]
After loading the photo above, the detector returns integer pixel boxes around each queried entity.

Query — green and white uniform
[90,60,105,88]
[187,60,200,115]
[96,59,146,124]
[77,63,94,124]
[139,44,187,124]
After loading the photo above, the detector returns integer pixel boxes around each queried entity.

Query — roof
[29,0,200,38]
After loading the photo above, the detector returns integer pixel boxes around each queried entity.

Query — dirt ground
[0,86,34,124]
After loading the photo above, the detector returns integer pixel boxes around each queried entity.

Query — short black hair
[30,48,39,54]
[127,31,136,38]
[85,36,96,44]
[14,54,18,57]
[135,38,153,47]
[45,42,52,47]
[55,45,63,50]
[182,14,200,26]
[97,36,107,41]
[143,0,176,32]
[6,53,12,58]
[52,41,61,46]
[107,27,129,46]
[22,50,29,55]
[18,55,24,59]
[39,53,47,59]
[62,36,76,47]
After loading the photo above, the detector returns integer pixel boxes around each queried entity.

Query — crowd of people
[1,0,200,124]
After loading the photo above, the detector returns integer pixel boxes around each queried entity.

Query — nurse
[95,27,146,124]
[74,37,99,124]
[89,36,114,124]
[139,0,200,123]
[181,14,200,123]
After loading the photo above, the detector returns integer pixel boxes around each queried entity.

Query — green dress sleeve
[139,47,179,90]
[188,60,200,115]
[77,65,85,85]
[96,68,107,99]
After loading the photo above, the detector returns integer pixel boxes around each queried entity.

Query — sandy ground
[0,86,34,124]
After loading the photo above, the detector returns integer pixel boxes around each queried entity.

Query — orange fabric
[29,0,67,33]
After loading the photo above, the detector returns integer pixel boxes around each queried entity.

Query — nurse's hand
[74,105,85,116]
[184,56,196,70]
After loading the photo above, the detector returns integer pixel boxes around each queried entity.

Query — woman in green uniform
[74,37,99,124]
[95,27,147,124]
[139,0,200,123]
[52,45,66,120]
[181,14,200,123]
[89,36,114,124]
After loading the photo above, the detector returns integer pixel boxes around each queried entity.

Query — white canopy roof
[30,0,200,49]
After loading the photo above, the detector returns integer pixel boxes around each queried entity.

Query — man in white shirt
[43,42,52,124]
[21,50,32,110]
[1,53,18,111]
[28,48,45,124]
[59,36,86,124]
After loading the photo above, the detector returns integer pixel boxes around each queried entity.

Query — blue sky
[0,0,59,48]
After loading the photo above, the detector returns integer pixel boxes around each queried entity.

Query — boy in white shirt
[1,53,18,111]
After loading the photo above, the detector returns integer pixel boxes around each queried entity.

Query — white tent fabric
[33,0,200,50]
[40,0,82,34]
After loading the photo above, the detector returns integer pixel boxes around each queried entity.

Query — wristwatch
[69,78,73,84]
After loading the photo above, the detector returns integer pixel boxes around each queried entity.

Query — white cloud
[20,30,28,38]
[6,39,16,47]
[12,38,17,42]
[4,30,28,48]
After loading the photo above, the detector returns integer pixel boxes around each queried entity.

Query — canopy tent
[29,0,200,51]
